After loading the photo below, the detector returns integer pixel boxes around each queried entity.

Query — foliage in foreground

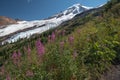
[0,1,120,80]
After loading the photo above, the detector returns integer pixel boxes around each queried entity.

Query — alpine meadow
[0,0,120,80]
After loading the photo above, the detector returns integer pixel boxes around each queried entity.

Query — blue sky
[0,0,107,20]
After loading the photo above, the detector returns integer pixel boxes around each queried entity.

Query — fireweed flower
[12,51,17,59]
[55,30,60,37]
[12,51,18,65]
[26,70,34,77]
[18,50,21,59]
[27,46,31,56]
[27,46,32,63]
[11,51,21,66]
[68,36,74,45]
[57,30,61,37]
[51,32,55,42]
[6,74,11,80]
[62,30,65,36]
[55,30,58,35]
[36,39,45,57]
[17,51,21,67]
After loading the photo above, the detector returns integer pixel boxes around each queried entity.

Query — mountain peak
[68,3,93,10]
[62,3,92,16]
[46,3,93,20]
[71,3,81,7]
[68,3,81,8]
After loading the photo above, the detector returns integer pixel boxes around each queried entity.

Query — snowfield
[0,4,92,44]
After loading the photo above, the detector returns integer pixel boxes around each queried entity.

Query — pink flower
[11,51,21,66]
[12,51,17,59]
[12,51,18,65]
[36,39,45,57]
[55,29,60,36]
[6,74,11,80]
[48,32,56,43]
[27,46,32,63]
[62,30,65,36]
[26,70,34,77]
[57,30,61,36]
[51,32,55,42]
[68,36,74,45]
[18,50,21,59]
[27,45,31,56]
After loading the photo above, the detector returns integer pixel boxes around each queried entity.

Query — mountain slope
[1,0,120,80]
[0,16,17,27]
[0,4,92,44]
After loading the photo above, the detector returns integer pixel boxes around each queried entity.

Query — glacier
[0,4,93,44]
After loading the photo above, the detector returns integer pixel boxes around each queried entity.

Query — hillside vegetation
[0,0,120,80]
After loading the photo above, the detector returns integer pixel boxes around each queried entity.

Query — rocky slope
[0,16,17,27]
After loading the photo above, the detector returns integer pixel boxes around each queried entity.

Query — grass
[0,1,120,80]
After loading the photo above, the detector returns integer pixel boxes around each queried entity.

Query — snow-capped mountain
[0,4,92,44]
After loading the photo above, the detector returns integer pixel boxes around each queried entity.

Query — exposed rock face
[0,16,17,26]
[100,65,120,80]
